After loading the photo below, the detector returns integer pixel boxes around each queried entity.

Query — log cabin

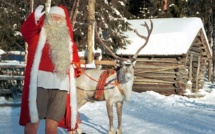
[116,17,212,96]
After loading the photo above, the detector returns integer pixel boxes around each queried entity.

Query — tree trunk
[87,0,95,64]
[163,0,168,11]
[70,0,80,26]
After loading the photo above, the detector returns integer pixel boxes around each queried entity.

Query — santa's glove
[34,5,45,24]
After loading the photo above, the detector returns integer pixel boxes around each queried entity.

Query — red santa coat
[19,5,80,131]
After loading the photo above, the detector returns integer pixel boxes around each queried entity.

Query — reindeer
[74,20,153,134]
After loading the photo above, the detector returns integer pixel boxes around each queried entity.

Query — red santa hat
[49,6,66,17]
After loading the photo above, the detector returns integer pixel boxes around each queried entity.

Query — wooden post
[87,0,95,64]
[186,54,193,91]
[208,59,212,82]
[30,0,34,12]
[195,56,201,91]
[189,54,193,81]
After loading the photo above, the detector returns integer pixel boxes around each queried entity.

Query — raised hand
[34,5,45,23]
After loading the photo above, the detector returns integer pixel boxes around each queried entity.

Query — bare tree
[70,0,80,26]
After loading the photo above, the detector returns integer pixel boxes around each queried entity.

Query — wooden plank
[136,58,178,63]
[135,70,177,74]
[188,51,201,57]
[0,64,26,68]
[189,54,193,81]
[134,68,176,73]
[189,47,202,53]
[134,80,175,84]
[133,85,184,95]
[195,56,201,91]
[134,65,185,72]
[208,60,212,81]
[134,78,176,84]
[133,85,175,90]
[135,72,176,78]
[0,89,12,94]
[80,60,116,65]
[192,42,203,47]
[135,63,180,68]
[136,61,178,66]
[0,75,24,80]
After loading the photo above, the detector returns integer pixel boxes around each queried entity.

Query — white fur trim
[29,21,74,124]
[49,6,65,17]
[70,66,77,129]
[29,28,46,123]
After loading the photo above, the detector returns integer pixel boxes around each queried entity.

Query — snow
[116,17,211,56]
[0,49,5,55]
[78,48,102,68]
[1,51,25,55]
[1,82,215,134]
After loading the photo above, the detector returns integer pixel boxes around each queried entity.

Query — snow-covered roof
[116,17,211,56]
[0,49,5,55]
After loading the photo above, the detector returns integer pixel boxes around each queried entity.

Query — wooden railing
[0,63,25,96]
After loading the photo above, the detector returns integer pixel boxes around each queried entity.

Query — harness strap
[95,70,111,100]
[105,78,117,86]
[77,66,124,96]
[114,80,124,95]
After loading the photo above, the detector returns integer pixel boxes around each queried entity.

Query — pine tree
[70,0,133,57]
[0,0,134,60]
[0,0,26,52]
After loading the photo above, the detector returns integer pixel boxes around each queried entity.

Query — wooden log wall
[132,56,188,95]
[132,30,212,96]
[186,30,212,93]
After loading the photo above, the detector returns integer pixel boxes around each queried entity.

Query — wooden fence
[0,64,25,98]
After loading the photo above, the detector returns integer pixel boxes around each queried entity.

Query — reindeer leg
[106,100,114,134]
[77,88,88,109]
[74,88,89,134]
[116,101,123,134]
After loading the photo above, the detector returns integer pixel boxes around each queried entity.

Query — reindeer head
[115,59,135,84]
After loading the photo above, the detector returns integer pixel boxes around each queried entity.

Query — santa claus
[19,4,81,133]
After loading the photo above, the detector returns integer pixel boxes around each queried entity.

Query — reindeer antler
[132,20,153,59]
[95,20,153,62]
[95,26,127,61]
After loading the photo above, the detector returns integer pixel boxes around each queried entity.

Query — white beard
[43,16,72,80]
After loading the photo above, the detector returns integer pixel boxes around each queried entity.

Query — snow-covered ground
[1,82,215,134]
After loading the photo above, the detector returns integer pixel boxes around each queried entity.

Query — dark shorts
[37,87,67,122]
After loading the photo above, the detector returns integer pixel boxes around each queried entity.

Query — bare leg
[45,118,58,134]
[116,102,123,134]
[24,122,40,134]
[106,100,114,134]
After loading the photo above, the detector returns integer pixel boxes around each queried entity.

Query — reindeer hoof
[116,129,122,134]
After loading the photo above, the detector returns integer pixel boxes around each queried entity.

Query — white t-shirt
[37,70,69,91]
